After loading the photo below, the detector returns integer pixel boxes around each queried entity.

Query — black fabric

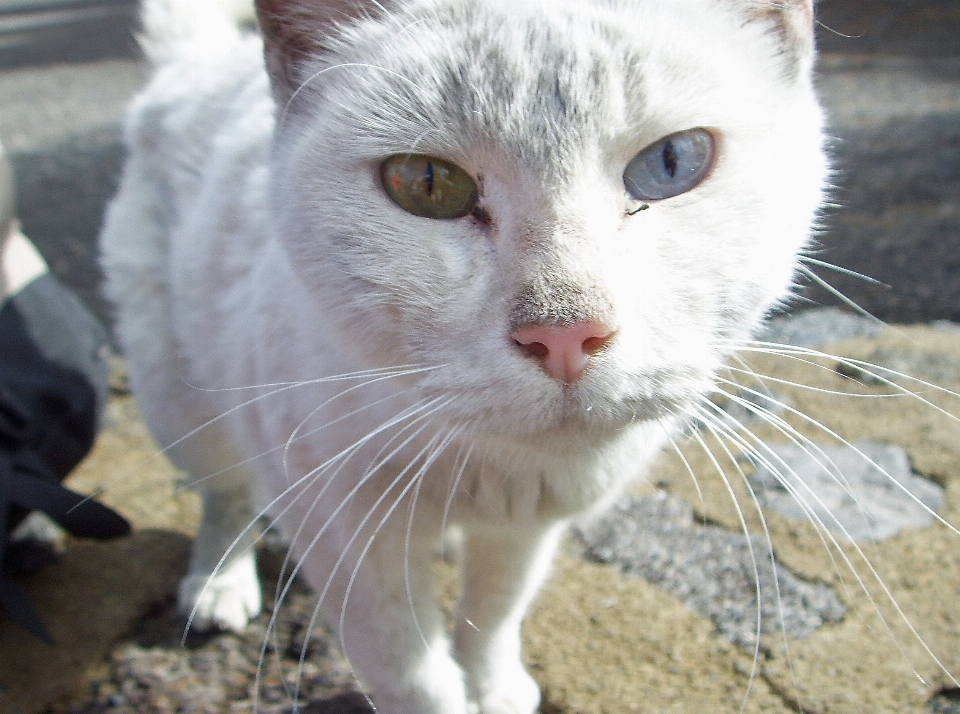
[0,275,129,642]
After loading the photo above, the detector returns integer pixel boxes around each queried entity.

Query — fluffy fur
[101,1,824,712]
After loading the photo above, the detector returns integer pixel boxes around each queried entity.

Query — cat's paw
[473,667,540,714]
[177,551,261,632]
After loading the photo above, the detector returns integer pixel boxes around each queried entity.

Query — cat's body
[101,1,824,712]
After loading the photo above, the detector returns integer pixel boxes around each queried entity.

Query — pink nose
[511,321,616,383]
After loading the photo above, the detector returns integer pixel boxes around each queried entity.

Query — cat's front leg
[166,426,263,633]
[178,470,262,633]
[454,523,565,714]
[296,512,471,714]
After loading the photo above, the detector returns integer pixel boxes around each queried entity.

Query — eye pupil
[623,128,715,202]
[381,154,479,220]
[661,140,678,179]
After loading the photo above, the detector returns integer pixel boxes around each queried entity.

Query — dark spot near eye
[661,140,678,178]
[471,205,492,225]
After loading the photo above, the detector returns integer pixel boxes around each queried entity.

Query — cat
[100,0,827,712]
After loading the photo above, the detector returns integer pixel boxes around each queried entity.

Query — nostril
[516,340,549,358]
[581,333,612,356]
[511,321,617,383]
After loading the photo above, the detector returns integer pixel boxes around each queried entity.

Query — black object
[0,273,130,642]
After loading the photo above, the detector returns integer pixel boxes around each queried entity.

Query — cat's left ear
[255,0,390,108]
[735,0,815,79]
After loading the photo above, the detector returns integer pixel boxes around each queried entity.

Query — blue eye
[623,129,715,201]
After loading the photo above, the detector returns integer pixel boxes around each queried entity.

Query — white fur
[101,1,825,712]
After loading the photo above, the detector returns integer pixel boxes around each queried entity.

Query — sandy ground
[1,323,959,714]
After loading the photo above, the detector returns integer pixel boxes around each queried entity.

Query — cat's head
[255,0,825,440]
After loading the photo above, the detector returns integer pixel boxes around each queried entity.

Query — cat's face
[259,0,825,441]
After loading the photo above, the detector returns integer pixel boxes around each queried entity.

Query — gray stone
[757,307,884,349]
[748,441,945,542]
[577,492,846,650]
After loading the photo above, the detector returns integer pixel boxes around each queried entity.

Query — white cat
[100,1,825,712]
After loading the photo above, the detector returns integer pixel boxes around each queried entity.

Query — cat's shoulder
[124,34,274,169]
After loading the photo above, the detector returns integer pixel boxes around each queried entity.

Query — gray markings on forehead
[333,3,627,179]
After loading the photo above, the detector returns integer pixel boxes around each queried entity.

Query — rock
[758,307,883,349]
[576,492,847,649]
[748,441,945,541]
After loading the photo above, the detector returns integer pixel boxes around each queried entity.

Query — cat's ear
[735,0,816,79]
[255,0,389,107]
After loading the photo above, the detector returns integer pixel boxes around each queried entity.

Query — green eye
[381,154,479,220]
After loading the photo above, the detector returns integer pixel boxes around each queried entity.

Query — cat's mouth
[435,367,702,440]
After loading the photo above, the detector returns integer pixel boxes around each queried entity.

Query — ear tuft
[254,0,388,107]
[738,0,816,78]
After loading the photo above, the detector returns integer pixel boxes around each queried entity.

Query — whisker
[438,429,478,562]
[403,425,466,639]
[715,373,960,535]
[183,363,441,394]
[692,406,812,714]
[798,256,887,287]
[270,394,456,609]
[177,383,423,495]
[284,408,458,702]
[334,423,461,683]
[85,365,443,511]
[722,340,960,424]
[281,62,427,126]
[289,424,450,704]
[686,422,769,710]
[251,395,456,708]
[698,386,959,686]
[793,263,886,324]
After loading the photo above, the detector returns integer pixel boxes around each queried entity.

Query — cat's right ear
[255,0,388,108]
[734,0,816,79]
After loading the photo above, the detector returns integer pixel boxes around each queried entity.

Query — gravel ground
[53,543,374,714]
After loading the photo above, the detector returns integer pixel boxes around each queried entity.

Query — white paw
[177,551,261,632]
[473,667,540,714]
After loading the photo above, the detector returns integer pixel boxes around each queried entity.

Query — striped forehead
[326,3,637,181]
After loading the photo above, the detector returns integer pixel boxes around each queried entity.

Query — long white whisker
[795,264,887,323]
[402,425,466,654]
[281,62,426,125]
[287,407,458,701]
[686,425,768,710]
[191,394,445,649]
[701,385,959,686]
[726,340,960,415]
[272,394,456,607]
[177,383,422,494]
[438,427,478,562]
[699,408,802,714]
[291,424,450,704]
[798,256,887,286]
[331,424,456,683]
[251,396,456,707]
[716,374,960,535]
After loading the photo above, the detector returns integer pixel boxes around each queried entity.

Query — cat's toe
[474,669,540,714]
[177,553,261,633]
